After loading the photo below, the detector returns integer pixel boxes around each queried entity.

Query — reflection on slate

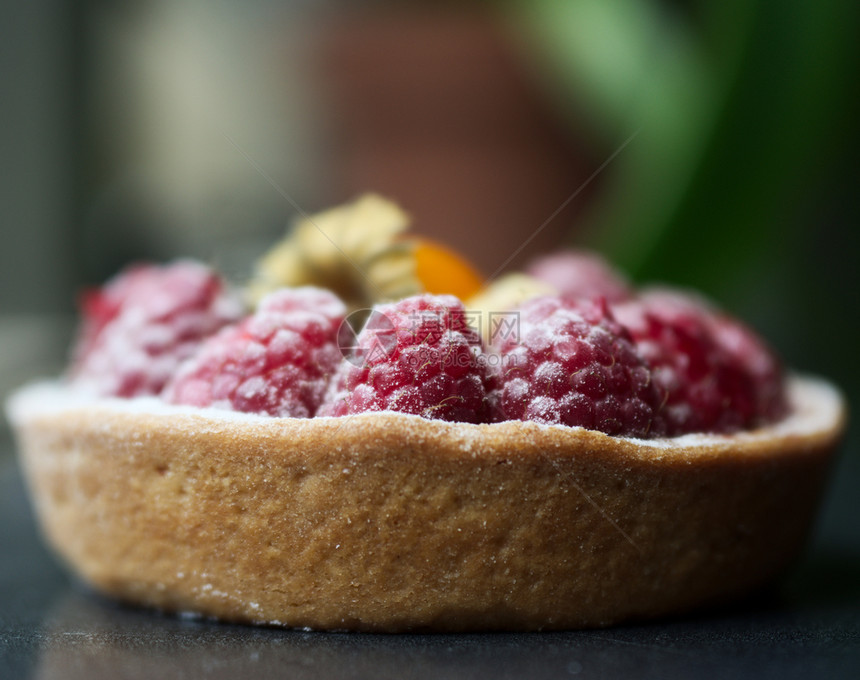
[24,586,860,680]
[3,450,860,680]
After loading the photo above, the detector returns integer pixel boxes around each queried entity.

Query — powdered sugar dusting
[69,261,243,398]
[162,287,346,418]
[7,375,843,456]
[318,294,495,423]
[493,295,667,437]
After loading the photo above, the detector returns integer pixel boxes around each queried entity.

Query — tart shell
[7,376,846,632]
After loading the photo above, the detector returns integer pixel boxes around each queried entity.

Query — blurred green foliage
[510,0,857,296]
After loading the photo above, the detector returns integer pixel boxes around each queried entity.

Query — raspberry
[493,296,666,437]
[525,250,632,302]
[612,289,787,435]
[162,288,346,418]
[318,295,494,423]
[70,260,243,397]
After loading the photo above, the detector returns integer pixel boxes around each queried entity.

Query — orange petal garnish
[413,238,484,301]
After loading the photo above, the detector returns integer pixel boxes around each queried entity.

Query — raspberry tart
[6,197,846,632]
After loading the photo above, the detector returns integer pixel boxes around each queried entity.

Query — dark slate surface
[2,445,859,680]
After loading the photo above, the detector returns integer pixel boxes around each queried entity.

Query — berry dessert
[492,296,667,437]
[319,294,494,423]
[612,288,787,435]
[525,249,632,302]
[163,288,345,418]
[70,260,243,397]
[6,195,846,632]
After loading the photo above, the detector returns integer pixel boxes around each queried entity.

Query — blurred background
[1,0,858,540]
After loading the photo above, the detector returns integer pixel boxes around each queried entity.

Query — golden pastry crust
[7,375,846,631]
